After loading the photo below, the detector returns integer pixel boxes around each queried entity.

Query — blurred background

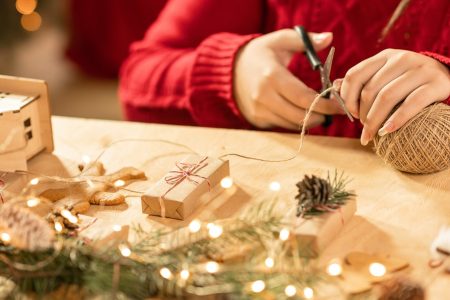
[0,0,166,120]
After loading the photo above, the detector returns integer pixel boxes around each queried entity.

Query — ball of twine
[373,103,450,174]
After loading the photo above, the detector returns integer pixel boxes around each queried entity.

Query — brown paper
[141,155,230,220]
[292,197,356,256]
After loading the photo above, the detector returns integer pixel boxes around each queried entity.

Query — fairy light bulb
[61,209,72,219]
[369,262,386,277]
[160,267,172,279]
[114,180,125,187]
[205,261,219,273]
[285,285,297,297]
[119,244,131,257]
[220,177,233,189]
[279,228,290,241]
[26,198,40,207]
[188,219,202,233]
[54,222,63,233]
[16,0,37,15]
[303,287,314,299]
[112,224,122,232]
[269,181,281,191]
[265,257,274,268]
[30,178,39,185]
[21,11,42,32]
[208,224,223,239]
[180,269,190,280]
[326,260,343,276]
[251,280,265,293]
[81,155,91,165]
[1,232,11,243]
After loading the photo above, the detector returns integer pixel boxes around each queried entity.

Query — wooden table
[19,117,450,299]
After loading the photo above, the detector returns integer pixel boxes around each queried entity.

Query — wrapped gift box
[141,155,230,220]
[292,197,356,256]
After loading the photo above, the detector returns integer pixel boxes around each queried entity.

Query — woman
[119,0,450,146]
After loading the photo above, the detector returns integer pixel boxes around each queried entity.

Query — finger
[260,91,308,125]
[340,54,387,119]
[253,104,299,130]
[359,59,411,123]
[274,66,344,115]
[360,70,426,145]
[378,83,444,136]
[270,29,333,54]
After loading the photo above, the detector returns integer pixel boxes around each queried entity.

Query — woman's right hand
[233,29,344,130]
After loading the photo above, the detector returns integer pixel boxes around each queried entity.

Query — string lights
[30,178,39,185]
[369,262,386,277]
[207,223,223,239]
[250,280,266,293]
[188,219,202,233]
[279,228,290,241]
[220,176,233,189]
[160,267,173,279]
[1,232,11,243]
[284,285,297,297]
[303,287,314,299]
[326,259,343,276]
[15,0,42,32]
[205,261,219,273]
[26,198,40,208]
[264,257,274,268]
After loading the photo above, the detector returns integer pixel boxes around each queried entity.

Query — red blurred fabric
[119,0,450,138]
[66,0,167,77]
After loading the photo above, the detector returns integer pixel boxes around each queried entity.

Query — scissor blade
[323,47,335,84]
[331,90,354,122]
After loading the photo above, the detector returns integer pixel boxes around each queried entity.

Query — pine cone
[0,203,54,251]
[379,277,425,300]
[295,175,332,217]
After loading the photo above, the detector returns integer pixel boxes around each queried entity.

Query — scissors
[294,26,354,125]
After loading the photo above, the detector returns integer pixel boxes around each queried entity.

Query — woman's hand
[233,29,344,130]
[340,49,450,145]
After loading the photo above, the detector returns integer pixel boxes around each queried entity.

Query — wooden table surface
[21,116,450,299]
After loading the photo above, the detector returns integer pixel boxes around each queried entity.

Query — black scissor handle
[294,25,322,70]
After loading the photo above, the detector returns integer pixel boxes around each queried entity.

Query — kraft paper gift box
[292,197,356,256]
[141,155,230,220]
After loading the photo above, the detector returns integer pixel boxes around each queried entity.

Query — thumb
[309,32,333,51]
[272,29,333,53]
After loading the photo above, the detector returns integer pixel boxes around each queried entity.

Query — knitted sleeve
[119,0,262,128]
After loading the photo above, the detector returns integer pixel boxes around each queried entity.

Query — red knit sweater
[119,0,450,138]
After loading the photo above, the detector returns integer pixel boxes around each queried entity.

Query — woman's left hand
[340,49,450,146]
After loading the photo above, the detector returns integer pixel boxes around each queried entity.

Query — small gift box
[292,197,356,256]
[141,155,230,220]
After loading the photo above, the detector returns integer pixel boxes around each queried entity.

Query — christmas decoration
[0,75,53,172]
[378,276,425,300]
[295,171,354,218]
[37,161,147,214]
[0,202,54,251]
[142,155,230,220]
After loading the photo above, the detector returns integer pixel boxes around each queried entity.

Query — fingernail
[378,120,394,137]
[360,130,370,146]
[313,32,330,43]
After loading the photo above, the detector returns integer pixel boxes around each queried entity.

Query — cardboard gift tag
[292,197,356,256]
[141,155,230,220]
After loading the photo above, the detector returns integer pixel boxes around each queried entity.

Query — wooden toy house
[0,75,53,172]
